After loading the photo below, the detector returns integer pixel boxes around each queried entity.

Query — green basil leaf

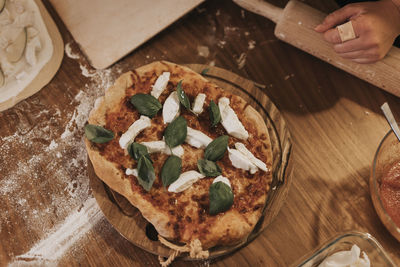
[127,142,151,161]
[209,182,234,215]
[176,80,190,110]
[84,124,114,143]
[197,159,222,177]
[130,93,162,118]
[209,100,221,127]
[164,116,187,148]
[161,155,182,187]
[200,68,209,76]
[204,135,228,161]
[137,155,155,192]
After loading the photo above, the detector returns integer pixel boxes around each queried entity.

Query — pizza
[84,61,273,258]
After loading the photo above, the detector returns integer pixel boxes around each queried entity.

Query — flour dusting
[64,43,80,60]
[248,40,256,50]
[1,41,122,265]
[236,53,247,69]
[10,198,103,265]
[197,45,210,58]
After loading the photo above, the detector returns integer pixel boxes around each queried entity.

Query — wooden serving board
[88,64,293,260]
[49,0,204,69]
[0,0,64,112]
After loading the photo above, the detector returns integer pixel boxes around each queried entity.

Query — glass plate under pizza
[87,64,293,260]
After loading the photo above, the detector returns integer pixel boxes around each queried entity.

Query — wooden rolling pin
[233,0,400,97]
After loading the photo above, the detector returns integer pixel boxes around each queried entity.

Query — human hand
[315,0,400,63]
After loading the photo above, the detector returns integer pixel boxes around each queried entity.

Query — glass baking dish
[292,231,396,267]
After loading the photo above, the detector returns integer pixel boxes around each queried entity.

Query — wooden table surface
[1,0,399,266]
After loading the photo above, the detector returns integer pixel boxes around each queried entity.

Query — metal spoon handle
[381,102,400,142]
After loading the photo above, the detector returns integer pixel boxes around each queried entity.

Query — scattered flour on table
[80,65,96,78]
[236,53,246,69]
[197,45,210,58]
[64,43,80,60]
[10,198,103,266]
[248,40,256,50]
[284,74,295,80]
[1,42,122,265]
[217,40,226,48]
[224,26,239,36]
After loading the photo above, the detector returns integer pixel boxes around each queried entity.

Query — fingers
[315,4,360,32]
[333,38,371,53]
[352,58,379,64]
[322,22,364,47]
[323,28,342,44]
[337,48,377,59]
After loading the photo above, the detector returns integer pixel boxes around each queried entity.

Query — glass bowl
[293,231,396,266]
[370,130,400,242]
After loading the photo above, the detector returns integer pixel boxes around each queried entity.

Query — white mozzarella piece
[168,170,205,193]
[125,168,138,177]
[151,72,170,99]
[213,175,231,188]
[192,93,206,115]
[235,143,268,172]
[119,115,151,149]
[165,145,185,158]
[140,141,166,153]
[185,127,212,149]
[228,148,258,174]
[163,91,180,124]
[141,140,184,158]
[218,97,249,140]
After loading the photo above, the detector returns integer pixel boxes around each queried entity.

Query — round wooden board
[0,0,64,112]
[88,64,293,260]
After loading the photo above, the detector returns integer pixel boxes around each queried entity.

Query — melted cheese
[228,147,258,174]
[141,140,184,158]
[168,170,205,193]
[218,97,249,140]
[235,142,268,172]
[125,168,138,177]
[185,127,212,149]
[162,91,180,124]
[151,72,170,99]
[119,115,151,149]
[192,93,206,115]
[213,175,231,188]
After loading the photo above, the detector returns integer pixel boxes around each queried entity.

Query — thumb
[315,5,359,32]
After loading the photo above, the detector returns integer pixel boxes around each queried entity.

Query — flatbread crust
[85,61,273,250]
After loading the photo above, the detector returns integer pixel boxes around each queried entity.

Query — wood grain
[1,0,400,266]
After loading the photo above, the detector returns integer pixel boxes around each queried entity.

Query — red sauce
[380,161,400,227]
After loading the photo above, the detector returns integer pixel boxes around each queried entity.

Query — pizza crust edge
[85,61,274,250]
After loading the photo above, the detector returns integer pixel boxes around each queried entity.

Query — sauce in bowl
[380,161,400,228]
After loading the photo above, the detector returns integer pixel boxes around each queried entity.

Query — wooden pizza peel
[48,0,205,70]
